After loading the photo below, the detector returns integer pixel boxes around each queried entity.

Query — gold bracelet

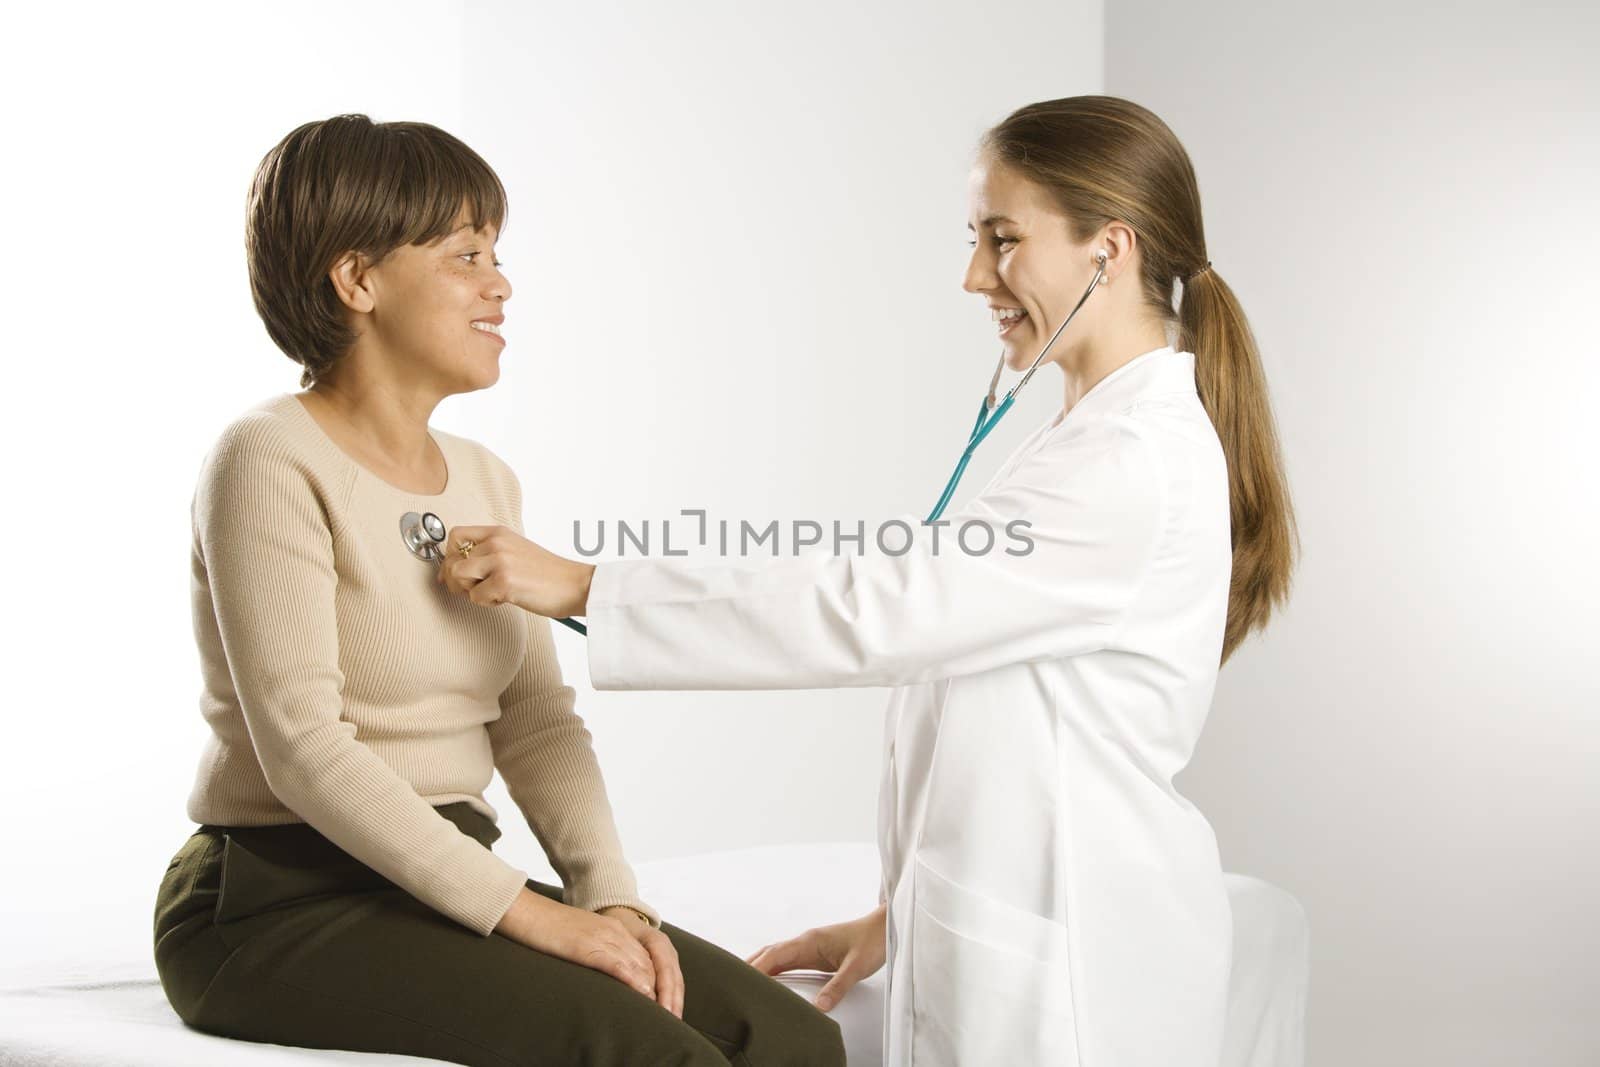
[614,905,653,927]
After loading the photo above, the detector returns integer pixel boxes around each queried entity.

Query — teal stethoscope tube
[926,390,1015,523]
[559,252,1110,636]
[925,249,1109,522]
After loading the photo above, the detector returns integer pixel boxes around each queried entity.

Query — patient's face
[363,206,511,392]
[962,154,1099,373]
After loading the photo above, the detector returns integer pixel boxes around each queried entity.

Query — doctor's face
[963,155,1102,372]
[361,207,512,392]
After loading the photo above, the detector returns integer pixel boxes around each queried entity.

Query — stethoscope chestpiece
[400,511,447,563]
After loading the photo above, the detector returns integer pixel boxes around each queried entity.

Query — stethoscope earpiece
[400,511,448,563]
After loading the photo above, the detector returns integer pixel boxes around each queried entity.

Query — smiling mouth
[470,321,503,340]
[993,307,1028,334]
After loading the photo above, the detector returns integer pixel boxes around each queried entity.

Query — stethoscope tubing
[925,251,1108,523]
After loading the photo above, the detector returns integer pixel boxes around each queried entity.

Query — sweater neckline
[280,393,453,500]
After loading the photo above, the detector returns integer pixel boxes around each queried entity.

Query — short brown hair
[245,114,507,387]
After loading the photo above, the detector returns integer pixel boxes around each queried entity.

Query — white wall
[0,0,471,971]
[0,0,1101,974]
[449,0,1101,878]
[1105,2,1600,1064]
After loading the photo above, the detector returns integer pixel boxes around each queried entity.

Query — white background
[1106,2,1599,1062]
[1,3,1595,1065]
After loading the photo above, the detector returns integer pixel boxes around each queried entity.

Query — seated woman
[152,113,845,1067]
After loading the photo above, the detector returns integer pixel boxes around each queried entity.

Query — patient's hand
[495,887,678,1014]
[745,905,887,1013]
[599,905,684,1019]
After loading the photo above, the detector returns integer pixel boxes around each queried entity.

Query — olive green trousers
[153,802,845,1066]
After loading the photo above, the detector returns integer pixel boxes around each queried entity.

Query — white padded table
[0,843,1307,1065]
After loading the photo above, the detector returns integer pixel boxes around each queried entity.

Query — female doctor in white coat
[439,95,1298,1066]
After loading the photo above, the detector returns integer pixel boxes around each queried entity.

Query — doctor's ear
[1093,223,1139,286]
[328,251,377,314]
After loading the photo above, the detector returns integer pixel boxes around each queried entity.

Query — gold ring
[456,539,476,559]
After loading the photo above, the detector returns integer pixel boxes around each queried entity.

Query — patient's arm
[484,461,660,928]
[488,611,660,927]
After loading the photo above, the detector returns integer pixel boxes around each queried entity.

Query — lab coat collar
[1052,344,1197,429]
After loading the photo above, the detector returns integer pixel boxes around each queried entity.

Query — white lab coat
[586,345,1234,1066]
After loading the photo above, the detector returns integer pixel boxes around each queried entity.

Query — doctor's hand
[744,904,887,1014]
[437,524,595,619]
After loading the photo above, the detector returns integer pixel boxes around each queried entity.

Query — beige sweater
[185,392,657,936]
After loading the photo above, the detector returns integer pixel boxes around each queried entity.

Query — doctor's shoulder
[1117,392,1229,482]
[1034,408,1167,481]
[1063,396,1222,472]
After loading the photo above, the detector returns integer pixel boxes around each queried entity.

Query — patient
[152,113,844,1067]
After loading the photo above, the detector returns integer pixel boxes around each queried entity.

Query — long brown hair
[983,95,1298,664]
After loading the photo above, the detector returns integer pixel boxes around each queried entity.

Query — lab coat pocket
[910,855,1078,1066]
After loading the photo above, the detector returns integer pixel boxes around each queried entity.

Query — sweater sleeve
[484,460,660,928]
[194,417,530,937]
[489,613,661,927]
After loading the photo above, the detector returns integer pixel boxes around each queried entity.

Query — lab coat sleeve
[195,418,530,937]
[487,467,660,928]
[586,417,1167,690]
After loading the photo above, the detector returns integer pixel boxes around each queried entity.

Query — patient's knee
[756,1005,847,1067]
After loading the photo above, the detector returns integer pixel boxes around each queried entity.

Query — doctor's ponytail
[1174,258,1298,664]
[983,96,1299,665]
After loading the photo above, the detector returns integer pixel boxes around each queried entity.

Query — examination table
[0,843,1307,1065]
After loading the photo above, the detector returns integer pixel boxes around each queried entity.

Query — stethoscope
[400,509,592,635]
[925,249,1107,521]
[399,511,449,563]
[401,251,1108,637]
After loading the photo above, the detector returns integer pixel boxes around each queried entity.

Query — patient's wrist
[598,904,652,927]
[495,885,557,941]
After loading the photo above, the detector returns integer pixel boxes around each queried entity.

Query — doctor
[439,95,1297,1066]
